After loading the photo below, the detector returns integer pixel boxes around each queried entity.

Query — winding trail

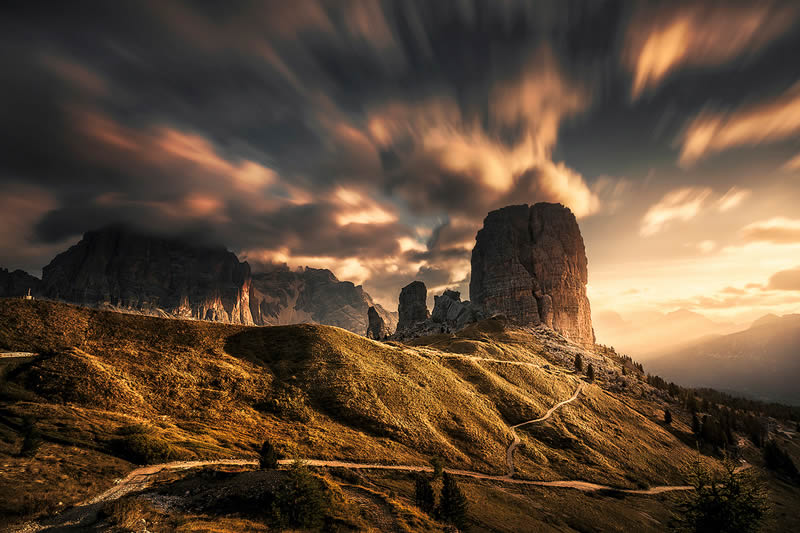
[505,381,585,478]
[16,355,696,531]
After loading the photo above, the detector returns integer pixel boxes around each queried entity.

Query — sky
[2,0,800,325]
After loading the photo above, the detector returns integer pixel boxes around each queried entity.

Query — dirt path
[505,381,585,478]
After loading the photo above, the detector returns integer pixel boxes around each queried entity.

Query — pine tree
[664,408,673,425]
[438,472,468,530]
[19,417,42,458]
[414,474,435,514]
[670,457,768,532]
[271,461,330,529]
[586,363,595,382]
[574,353,583,372]
[259,439,281,469]
[692,413,701,436]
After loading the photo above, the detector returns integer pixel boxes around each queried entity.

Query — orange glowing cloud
[640,187,712,236]
[679,83,800,165]
[627,3,797,99]
[740,217,800,244]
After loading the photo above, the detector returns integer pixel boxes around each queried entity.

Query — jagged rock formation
[431,290,486,331]
[366,306,389,340]
[40,226,254,324]
[0,268,40,298]
[395,281,429,334]
[470,203,594,346]
[9,225,397,335]
[249,267,396,334]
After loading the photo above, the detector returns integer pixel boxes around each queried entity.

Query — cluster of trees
[414,458,469,530]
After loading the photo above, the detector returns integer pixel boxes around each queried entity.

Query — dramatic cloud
[740,217,800,244]
[679,82,800,165]
[626,2,797,98]
[640,187,712,236]
[767,267,800,291]
[717,187,751,212]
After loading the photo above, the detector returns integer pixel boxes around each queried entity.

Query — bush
[664,408,673,425]
[430,456,444,480]
[271,461,330,529]
[257,384,314,423]
[111,431,177,465]
[259,439,282,470]
[438,472,468,530]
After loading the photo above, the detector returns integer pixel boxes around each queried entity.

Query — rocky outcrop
[396,281,429,334]
[366,306,389,340]
[40,226,254,324]
[470,203,594,346]
[431,290,486,331]
[0,268,40,298]
[249,267,397,334]
[17,225,396,334]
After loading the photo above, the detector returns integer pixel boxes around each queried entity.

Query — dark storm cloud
[3,1,800,312]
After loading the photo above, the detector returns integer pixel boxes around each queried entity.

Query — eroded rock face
[366,306,389,340]
[396,280,429,333]
[250,267,397,334]
[40,226,255,325]
[431,290,486,331]
[470,203,594,346]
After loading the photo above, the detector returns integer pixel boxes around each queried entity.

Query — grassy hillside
[0,299,724,530]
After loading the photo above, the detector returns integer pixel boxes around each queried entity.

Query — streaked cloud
[679,83,800,165]
[741,217,800,244]
[640,187,712,236]
[783,153,800,171]
[717,187,751,212]
[626,2,797,99]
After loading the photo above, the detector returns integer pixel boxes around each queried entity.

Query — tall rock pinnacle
[469,203,594,346]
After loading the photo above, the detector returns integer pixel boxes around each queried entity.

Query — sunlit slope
[1,299,700,488]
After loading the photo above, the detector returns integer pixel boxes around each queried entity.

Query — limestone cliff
[469,203,594,346]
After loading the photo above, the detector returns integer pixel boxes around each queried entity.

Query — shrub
[259,439,282,470]
[111,431,177,465]
[438,472,468,530]
[664,408,673,425]
[414,474,435,514]
[257,384,313,423]
[271,461,330,529]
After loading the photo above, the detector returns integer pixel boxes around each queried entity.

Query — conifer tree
[664,408,673,425]
[438,472,468,530]
[586,362,595,382]
[574,353,583,372]
[414,474,435,514]
[259,439,281,469]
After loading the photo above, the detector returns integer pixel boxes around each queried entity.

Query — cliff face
[470,203,594,346]
[40,226,254,324]
[33,226,397,335]
[250,267,397,335]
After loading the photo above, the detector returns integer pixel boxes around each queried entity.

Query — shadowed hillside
[0,299,733,531]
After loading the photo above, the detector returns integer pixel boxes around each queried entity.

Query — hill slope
[1,299,718,530]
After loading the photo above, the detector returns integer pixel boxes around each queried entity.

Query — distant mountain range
[593,308,743,360]
[0,225,397,335]
[646,313,800,405]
